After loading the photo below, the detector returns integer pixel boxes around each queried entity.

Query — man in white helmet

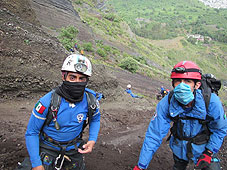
[125,84,142,98]
[20,54,101,170]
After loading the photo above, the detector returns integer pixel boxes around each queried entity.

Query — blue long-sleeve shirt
[125,88,139,98]
[137,89,227,169]
[25,88,100,168]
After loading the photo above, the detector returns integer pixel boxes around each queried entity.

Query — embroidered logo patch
[35,101,46,114]
[77,114,84,123]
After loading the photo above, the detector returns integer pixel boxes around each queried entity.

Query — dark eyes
[79,77,87,81]
[185,79,193,83]
[69,76,76,80]
[69,76,86,82]
[174,79,193,83]
[174,79,181,83]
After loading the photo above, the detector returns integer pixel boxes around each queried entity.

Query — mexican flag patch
[35,101,46,114]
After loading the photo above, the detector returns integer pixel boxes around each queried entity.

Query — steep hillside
[0,0,123,100]
[0,0,227,170]
[0,7,66,98]
[73,0,227,80]
[29,0,95,41]
[107,0,227,42]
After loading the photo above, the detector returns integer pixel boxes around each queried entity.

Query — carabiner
[55,154,65,170]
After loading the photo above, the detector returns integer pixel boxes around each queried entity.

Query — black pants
[173,154,221,170]
[16,143,85,170]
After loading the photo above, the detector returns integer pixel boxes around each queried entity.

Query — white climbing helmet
[61,54,92,76]
[127,84,131,89]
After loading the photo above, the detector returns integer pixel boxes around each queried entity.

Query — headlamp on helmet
[61,54,92,77]
[74,62,88,73]
[170,61,202,80]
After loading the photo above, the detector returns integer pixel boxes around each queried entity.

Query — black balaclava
[56,81,87,103]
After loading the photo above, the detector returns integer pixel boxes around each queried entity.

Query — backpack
[42,90,98,137]
[199,73,221,111]
[167,73,221,160]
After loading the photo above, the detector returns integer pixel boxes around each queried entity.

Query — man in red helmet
[133,61,227,170]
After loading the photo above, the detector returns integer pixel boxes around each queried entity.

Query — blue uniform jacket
[25,88,101,168]
[125,89,139,98]
[137,89,227,169]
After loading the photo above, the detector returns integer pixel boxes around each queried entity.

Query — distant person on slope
[125,84,142,98]
[160,86,169,98]
[18,54,101,170]
[70,48,75,53]
[133,61,227,170]
[74,43,78,51]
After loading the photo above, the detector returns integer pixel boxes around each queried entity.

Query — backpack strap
[167,89,214,160]
[41,90,61,131]
[168,90,174,104]
[200,76,212,112]
[86,91,97,124]
[167,115,212,160]
[80,91,97,137]
[41,90,97,136]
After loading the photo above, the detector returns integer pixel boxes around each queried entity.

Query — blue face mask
[173,83,194,105]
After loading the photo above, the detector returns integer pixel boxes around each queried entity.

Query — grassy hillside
[52,0,227,104]
[107,0,227,43]
[67,1,226,94]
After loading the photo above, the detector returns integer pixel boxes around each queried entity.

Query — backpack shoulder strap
[201,89,211,112]
[168,90,174,104]
[200,76,212,112]
[80,91,97,138]
[85,91,97,125]
[41,90,61,131]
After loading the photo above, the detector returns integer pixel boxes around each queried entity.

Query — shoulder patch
[35,101,46,114]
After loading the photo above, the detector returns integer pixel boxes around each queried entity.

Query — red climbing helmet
[171,61,202,80]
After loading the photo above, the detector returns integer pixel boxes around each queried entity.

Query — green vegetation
[66,0,226,85]
[53,0,227,103]
[82,42,93,52]
[107,0,227,43]
[96,48,107,58]
[58,26,79,51]
[119,57,139,73]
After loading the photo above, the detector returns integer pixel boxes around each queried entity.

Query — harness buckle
[55,154,65,170]
[90,104,96,110]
